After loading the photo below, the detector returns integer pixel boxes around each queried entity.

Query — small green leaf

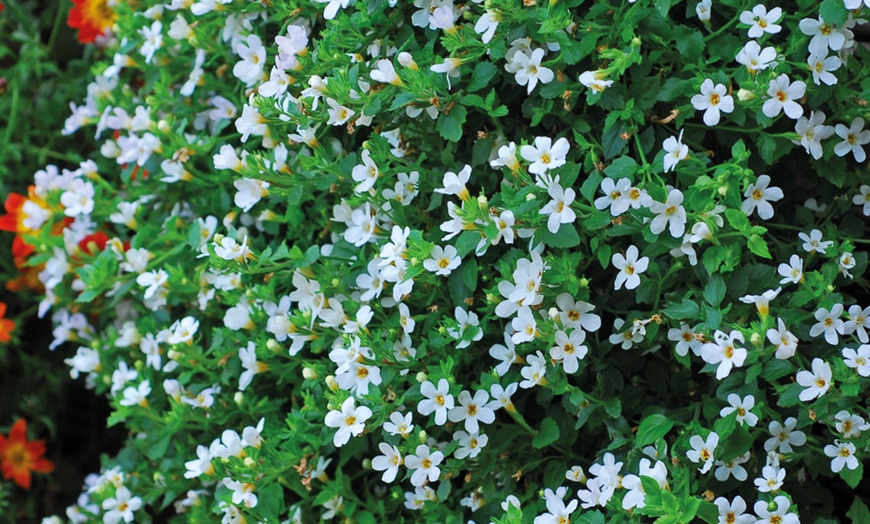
[704,275,726,307]
[533,418,561,448]
[636,414,675,447]
[664,299,701,320]
[819,0,849,26]
[436,105,467,142]
[840,462,864,489]
[542,223,581,248]
[604,156,639,181]
[715,425,753,463]
[846,498,870,523]
[604,397,622,418]
[466,61,497,92]
[747,234,771,258]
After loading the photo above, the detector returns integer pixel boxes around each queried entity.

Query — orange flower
[67,0,116,44]
[0,303,14,343]
[0,419,55,490]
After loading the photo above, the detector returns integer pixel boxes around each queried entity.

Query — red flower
[0,303,14,343]
[67,0,116,44]
[0,419,54,490]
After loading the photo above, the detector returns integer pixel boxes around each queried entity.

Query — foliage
[3,0,870,522]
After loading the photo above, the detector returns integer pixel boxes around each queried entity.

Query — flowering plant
[4,0,870,522]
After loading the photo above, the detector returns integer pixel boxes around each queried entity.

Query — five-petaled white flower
[834,118,870,163]
[824,440,859,473]
[720,393,759,427]
[521,136,570,175]
[351,150,380,193]
[324,397,372,447]
[611,245,649,291]
[754,496,799,524]
[739,4,782,38]
[448,389,496,434]
[511,48,554,94]
[549,329,588,374]
[798,228,833,254]
[423,245,461,276]
[540,181,577,234]
[796,357,833,401]
[404,444,444,487]
[662,130,689,172]
[691,79,734,126]
[810,304,845,345]
[762,74,805,120]
[371,442,403,482]
[649,188,687,238]
[767,317,798,359]
[700,330,747,379]
[741,174,783,220]
[417,378,455,425]
[686,432,719,473]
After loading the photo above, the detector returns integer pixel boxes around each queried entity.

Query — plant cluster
[2,0,870,523]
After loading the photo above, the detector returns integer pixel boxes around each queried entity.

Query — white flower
[754,465,785,492]
[383,411,415,437]
[520,136,570,175]
[511,48,554,94]
[370,59,401,86]
[720,393,759,427]
[578,70,613,92]
[539,181,577,234]
[668,322,702,357]
[764,417,806,454]
[511,306,538,344]
[371,442,403,482]
[448,390,495,433]
[839,252,856,278]
[741,174,783,220]
[453,430,488,459]
[714,452,750,482]
[793,110,835,159]
[423,245,461,276]
[60,178,96,217]
[739,5,782,38]
[430,57,462,89]
[824,440,859,473]
[102,486,143,524]
[417,379,454,425]
[714,496,754,524]
[834,118,870,162]
[519,351,547,389]
[754,496,799,524]
[565,466,586,483]
[594,177,632,216]
[315,0,351,20]
[611,245,649,291]
[798,228,833,254]
[766,318,798,359]
[649,188,687,238]
[662,130,688,172]
[534,487,578,524]
[843,345,870,377]
[351,150,380,193]
[435,164,472,200]
[739,287,781,318]
[834,410,870,438]
[700,330,747,380]
[325,98,354,126]
[691,79,734,126]
[233,178,269,212]
[686,432,719,473]
[796,358,833,401]
[800,16,848,52]
[404,445,443,487]
[696,0,711,22]
[447,307,483,349]
[762,75,805,120]
[735,41,777,73]
[474,10,500,43]
[324,397,372,447]
[555,293,601,333]
[853,185,870,215]
[808,52,841,86]
[136,269,168,300]
[549,329,588,374]
[809,304,845,345]
[609,318,644,350]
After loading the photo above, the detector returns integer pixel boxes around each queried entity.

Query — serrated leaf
[436,105,467,142]
[604,156,639,181]
[747,234,771,258]
[533,418,561,448]
[704,275,725,307]
[466,61,497,92]
[542,223,581,248]
[820,0,848,26]
[636,414,674,447]
[840,461,863,489]
[847,498,870,523]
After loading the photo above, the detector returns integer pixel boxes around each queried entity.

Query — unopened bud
[526,193,536,201]
[362,458,372,470]
[157,120,170,133]
[737,88,755,102]
[418,430,427,444]
[325,375,338,391]
[717,186,727,196]
[398,52,418,70]
[234,392,244,405]
[750,332,761,346]
[303,367,318,380]
[167,349,183,360]
[266,339,281,353]
[415,371,427,383]
[244,457,256,468]
[548,307,559,321]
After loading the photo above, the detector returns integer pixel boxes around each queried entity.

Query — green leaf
[604,156,639,181]
[747,234,771,258]
[704,275,725,307]
[542,223,581,248]
[664,299,701,320]
[604,397,622,418]
[466,61,497,92]
[583,212,612,231]
[696,500,720,524]
[436,105,467,142]
[636,414,675,447]
[846,498,870,523]
[655,0,671,17]
[819,0,849,26]
[580,171,604,204]
[840,462,864,489]
[577,511,605,524]
[533,418,561,448]
[715,425,753,463]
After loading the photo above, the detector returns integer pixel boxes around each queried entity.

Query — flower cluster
[2,0,869,523]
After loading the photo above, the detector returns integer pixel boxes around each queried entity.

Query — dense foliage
[2,0,870,522]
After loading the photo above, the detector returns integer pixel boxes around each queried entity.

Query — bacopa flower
[741,174,783,220]
[67,0,116,44]
[686,432,719,473]
[662,130,688,172]
[796,358,833,401]
[834,118,870,163]
[520,136,570,175]
[324,397,372,447]
[824,440,859,473]
[809,304,844,345]
[611,245,649,291]
[0,419,55,489]
[762,74,806,119]
[739,4,782,38]
[700,330,747,379]
[691,79,734,126]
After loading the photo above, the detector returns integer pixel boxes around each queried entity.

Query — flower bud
[362,458,372,470]
[167,349,183,361]
[717,186,727,196]
[267,339,281,353]
[397,52,418,70]
[548,307,559,321]
[415,371,427,383]
[244,457,256,468]
[526,193,536,201]
[750,332,761,346]
[302,367,318,380]
[157,120,170,133]
[418,430,427,444]
[737,88,755,102]
[325,375,338,391]
[234,392,244,405]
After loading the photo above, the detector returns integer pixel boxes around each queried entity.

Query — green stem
[47,0,67,52]
[0,81,20,157]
